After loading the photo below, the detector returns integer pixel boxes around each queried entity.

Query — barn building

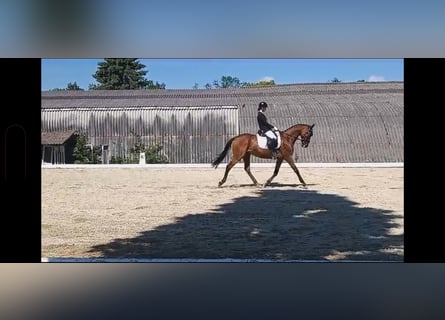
[41,130,77,164]
[41,81,403,164]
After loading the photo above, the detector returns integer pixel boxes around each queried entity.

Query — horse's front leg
[285,157,307,187]
[263,158,283,187]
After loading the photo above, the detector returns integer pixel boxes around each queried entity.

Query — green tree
[72,132,101,164]
[331,77,341,83]
[128,131,169,164]
[216,76,242,88]
[92,58,166,90]
[144,144,168,164]
[67,81,83,90]
[207,76,242,89]
[73,132,91,164]
[242,79,276,87]
[49,81,84,91]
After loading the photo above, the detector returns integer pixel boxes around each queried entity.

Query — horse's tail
[212,137,235,168]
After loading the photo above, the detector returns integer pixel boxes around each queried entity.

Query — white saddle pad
[256,132,282,149]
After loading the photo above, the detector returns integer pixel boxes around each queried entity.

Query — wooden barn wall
[238,93,404,163]
[41,83,404,164]
[41,107,239,164]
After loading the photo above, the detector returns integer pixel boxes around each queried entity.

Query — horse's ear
[311,124,315,129]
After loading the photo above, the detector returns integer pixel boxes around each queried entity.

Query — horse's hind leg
[243,154,259,186]
[263,158,283,187]
[218,157,240,187]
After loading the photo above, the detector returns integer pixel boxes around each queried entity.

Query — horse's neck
[285,125,302,138]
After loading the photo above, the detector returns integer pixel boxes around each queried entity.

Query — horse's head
[300,124,314,148]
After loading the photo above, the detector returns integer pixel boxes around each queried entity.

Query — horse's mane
[283,123,311,132]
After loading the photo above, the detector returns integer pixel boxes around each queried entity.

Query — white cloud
[260,76,274,82]
[367,75,385,82]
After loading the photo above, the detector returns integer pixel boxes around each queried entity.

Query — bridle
[283,131,310,141]
[300,131,312,146]
[282,128,312,145]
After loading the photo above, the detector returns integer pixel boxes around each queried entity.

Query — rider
[257,101,279,158]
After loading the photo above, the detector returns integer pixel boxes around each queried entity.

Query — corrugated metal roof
[41,130,76,145]
[41,82,403,108]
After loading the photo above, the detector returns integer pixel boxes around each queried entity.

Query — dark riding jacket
[257,111,275,133]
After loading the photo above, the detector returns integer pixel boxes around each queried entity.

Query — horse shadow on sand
[88,188,403,261]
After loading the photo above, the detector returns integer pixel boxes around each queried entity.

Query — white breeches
[265,130,277,139]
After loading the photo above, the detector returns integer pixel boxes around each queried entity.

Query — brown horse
[212,123,315,187]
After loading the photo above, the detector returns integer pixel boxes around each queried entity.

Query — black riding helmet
[258,101,268,111]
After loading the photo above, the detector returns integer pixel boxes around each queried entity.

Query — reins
[282,124,312,141]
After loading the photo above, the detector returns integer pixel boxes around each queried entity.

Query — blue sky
[2,2,445,57]
[41,59,403,90]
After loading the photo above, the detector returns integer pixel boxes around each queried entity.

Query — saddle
[256,130,281,150]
